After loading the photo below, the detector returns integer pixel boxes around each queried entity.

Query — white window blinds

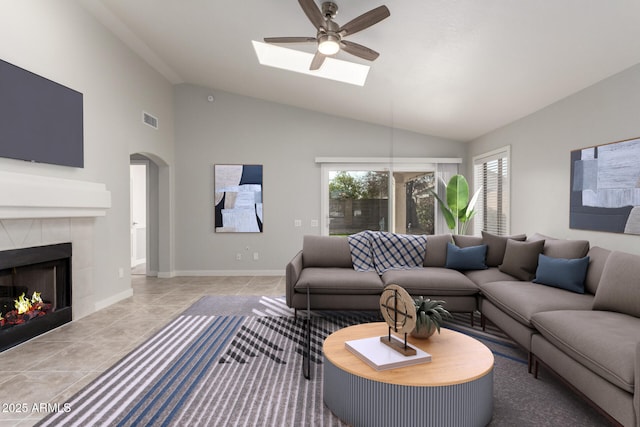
[473,146,510,236]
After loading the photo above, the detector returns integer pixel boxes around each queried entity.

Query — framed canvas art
[570,137,640,235]
[214,164,263,232]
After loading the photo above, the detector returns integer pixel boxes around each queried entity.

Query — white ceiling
[82,0,640,141]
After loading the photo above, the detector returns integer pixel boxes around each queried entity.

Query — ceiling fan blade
[339,5,390,36]
[341,40,380,61]
[299,0,325,30]
[264,37,317,44]
[310,51,326,70]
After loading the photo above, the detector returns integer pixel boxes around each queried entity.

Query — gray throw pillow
[499,239,545,281]
[481,231,527,267]
[593,251,640,317]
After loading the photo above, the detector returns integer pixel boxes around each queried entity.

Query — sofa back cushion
[481,231,527,267]
[543,239,590,259]
[584,246,611,295]
[452,235,482,248]
[593,251,640,317]
[528,232,590,259]
[423,233,453,267]
[303,235,353,268]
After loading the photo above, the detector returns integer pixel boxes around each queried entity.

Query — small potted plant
[411,297,452,339]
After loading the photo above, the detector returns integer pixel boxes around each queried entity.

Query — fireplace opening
[0,243,72,351]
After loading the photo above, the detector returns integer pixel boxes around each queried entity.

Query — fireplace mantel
[0,171,111,219]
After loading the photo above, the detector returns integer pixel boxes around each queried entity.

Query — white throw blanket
[347,231,427,275]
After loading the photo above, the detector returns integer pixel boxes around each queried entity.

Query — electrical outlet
[253,252,259,260]
[311,219,319,227]
[294,219,302,227]
[236,253,242,261]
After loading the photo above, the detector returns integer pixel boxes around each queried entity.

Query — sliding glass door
[329,170,390,235]
[320,160,445,236]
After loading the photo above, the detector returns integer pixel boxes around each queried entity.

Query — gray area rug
[38,296,610,426]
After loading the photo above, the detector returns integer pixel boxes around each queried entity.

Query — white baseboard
[132,258,146,267]
[94,288,134,311]
[157,271,175,278]
[173,269,285,276]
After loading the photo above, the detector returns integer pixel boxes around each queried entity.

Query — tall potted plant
[431,174,481,235]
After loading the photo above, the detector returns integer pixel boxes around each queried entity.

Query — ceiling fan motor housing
[317,12,341,55]
[322,2,339,18]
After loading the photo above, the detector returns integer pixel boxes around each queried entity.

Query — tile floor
[0,275,285,426]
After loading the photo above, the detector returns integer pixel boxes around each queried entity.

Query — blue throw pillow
[445,242,488,271]
[533,254,590,294]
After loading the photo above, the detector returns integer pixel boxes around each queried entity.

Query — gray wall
[7,1,639,292]
[468,63,640,255]
[0,1,175,306]
[174,84,466,274]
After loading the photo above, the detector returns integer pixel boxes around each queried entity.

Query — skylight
[252,41,370,86]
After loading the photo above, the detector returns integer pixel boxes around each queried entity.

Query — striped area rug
[38,296,607,427]
[38,298,380,426]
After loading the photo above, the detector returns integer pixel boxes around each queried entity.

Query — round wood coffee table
[323,322,494,427]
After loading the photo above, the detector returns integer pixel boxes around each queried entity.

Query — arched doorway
[130,152,172,277]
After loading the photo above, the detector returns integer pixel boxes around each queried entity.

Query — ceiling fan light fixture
[318,34,340,55]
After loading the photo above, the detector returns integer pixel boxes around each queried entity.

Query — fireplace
[0,243,72,351]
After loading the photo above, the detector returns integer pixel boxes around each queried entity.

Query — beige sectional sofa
[285,231,640,426]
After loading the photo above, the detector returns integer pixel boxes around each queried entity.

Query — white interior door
[130,163,147,268]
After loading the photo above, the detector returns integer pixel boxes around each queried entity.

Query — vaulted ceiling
[83,0,640,141]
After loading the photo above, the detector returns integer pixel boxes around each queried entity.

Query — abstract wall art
[214,164,263,232]
[570,137,640,235]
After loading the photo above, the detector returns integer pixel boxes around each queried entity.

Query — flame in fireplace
[1,291,51,328]
[14,294,30,315]
[14,292,43,315]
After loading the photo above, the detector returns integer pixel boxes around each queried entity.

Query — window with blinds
[473,146,511,236]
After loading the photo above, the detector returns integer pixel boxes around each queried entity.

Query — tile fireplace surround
[0,171,111,321]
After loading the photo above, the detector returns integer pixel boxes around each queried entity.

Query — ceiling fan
[264,0,390,70]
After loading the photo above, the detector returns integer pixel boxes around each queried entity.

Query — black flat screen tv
[0,59,83,168]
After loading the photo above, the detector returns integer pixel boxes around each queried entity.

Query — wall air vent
[142,111,158,129]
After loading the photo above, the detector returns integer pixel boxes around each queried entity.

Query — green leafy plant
[413,297,451,335]
[430,174,481,234]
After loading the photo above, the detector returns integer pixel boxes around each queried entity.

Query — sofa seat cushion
[381,267,479,296]
[479,281,594,327]
[531,310,640,393]
[295,268,383,295]
[464,267,518,286]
